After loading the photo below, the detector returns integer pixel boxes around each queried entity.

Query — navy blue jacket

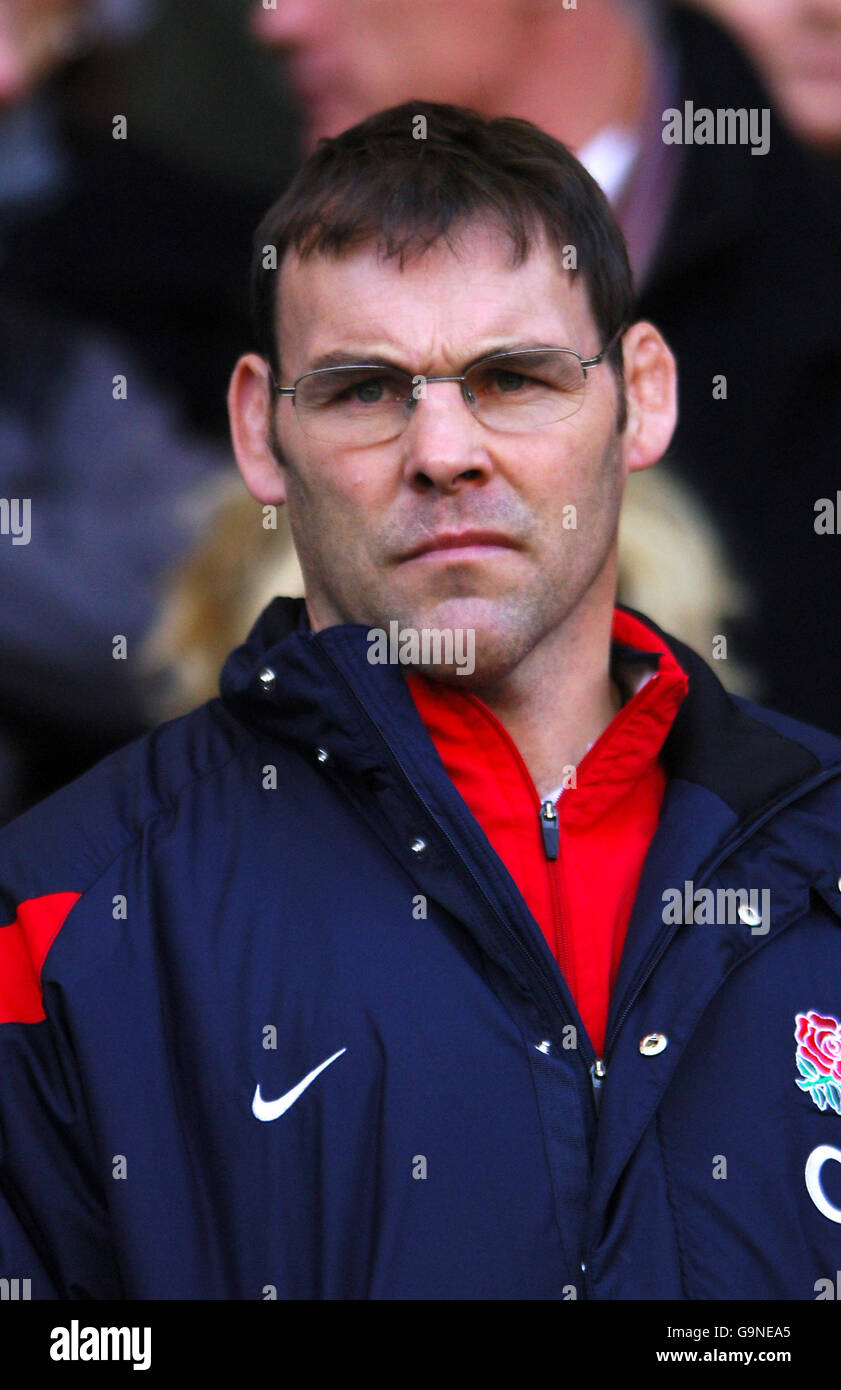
[2,597,841,1300]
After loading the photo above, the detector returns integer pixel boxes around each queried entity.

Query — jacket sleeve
[0,891,124,1299]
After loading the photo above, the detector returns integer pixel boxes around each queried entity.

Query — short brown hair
[250,100,633,388]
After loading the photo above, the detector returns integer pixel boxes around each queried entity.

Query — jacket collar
[220,595,840,827]
[404,607,690,829]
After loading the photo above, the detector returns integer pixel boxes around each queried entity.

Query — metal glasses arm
[579,324,627,372]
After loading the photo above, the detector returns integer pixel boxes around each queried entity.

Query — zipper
[411,684,573,982]
[539,799,559,859]
[590,1058,607,1113]
[313,643,594,1066]
[538,798,572,985]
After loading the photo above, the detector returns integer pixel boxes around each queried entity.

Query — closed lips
[403,532,517,559]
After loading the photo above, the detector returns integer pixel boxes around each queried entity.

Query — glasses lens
[465,349,587,431]
[295,366,412,444]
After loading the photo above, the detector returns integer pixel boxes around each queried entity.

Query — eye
[470,356,553,397]
[347,376,386,404]
[330,370,407,406]
[473,352,584,397]
[494,368,532,393]
[357,379,382,402]
[474,364,542,395]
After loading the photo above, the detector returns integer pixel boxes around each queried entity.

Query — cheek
[527,425,606,498]
[290,455,385,557]
[548,433,622,537]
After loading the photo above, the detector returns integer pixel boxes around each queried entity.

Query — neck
[494,1,654,150]
[468,567,622,802]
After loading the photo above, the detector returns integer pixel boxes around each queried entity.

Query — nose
[400,380,494,494]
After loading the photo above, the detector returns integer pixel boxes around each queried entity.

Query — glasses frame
[266,325,626,439]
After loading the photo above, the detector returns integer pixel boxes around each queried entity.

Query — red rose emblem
[796,1011,841,1082]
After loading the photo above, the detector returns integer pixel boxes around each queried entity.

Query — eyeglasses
[268,329,624,447]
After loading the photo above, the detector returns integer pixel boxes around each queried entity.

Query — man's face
[251,0,533,150]
[264,224,629,688]
[0,0,84,109]
[689,0,841,151]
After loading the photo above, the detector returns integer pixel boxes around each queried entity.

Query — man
[251,0,841,737]
[2,103,841,1301]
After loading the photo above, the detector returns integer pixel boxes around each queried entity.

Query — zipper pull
[539,799,559,860]
[590,1058,606,1113]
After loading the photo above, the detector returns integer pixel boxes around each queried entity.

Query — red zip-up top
[406,609,689,1057]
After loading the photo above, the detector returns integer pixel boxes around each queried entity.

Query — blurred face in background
[689,0,841,152]
[0,0,86,109]
[251,0,538,149]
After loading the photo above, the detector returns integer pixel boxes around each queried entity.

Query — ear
[227,353,289,505]
[617,321,677,475]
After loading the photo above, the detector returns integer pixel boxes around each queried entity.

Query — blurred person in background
[0,294,231,824]
[0,0,256,822]
[681,0,841,159]
[0,0,273,439]
[249,0,841,737]
[0,0,82,99]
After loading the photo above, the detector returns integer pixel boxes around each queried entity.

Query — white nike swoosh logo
[252,1048,347,1122]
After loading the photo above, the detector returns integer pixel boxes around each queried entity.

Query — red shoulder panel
[0,892,82,1025]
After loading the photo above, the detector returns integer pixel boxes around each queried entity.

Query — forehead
[276,223,597,373]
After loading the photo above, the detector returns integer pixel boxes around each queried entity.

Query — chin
[414,659,505,692]
[354,586,551,686]
[410,608,537,689]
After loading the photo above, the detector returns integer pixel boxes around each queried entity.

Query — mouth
[400,531,519,562]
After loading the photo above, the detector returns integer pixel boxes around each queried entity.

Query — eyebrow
[301,341,561,375]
